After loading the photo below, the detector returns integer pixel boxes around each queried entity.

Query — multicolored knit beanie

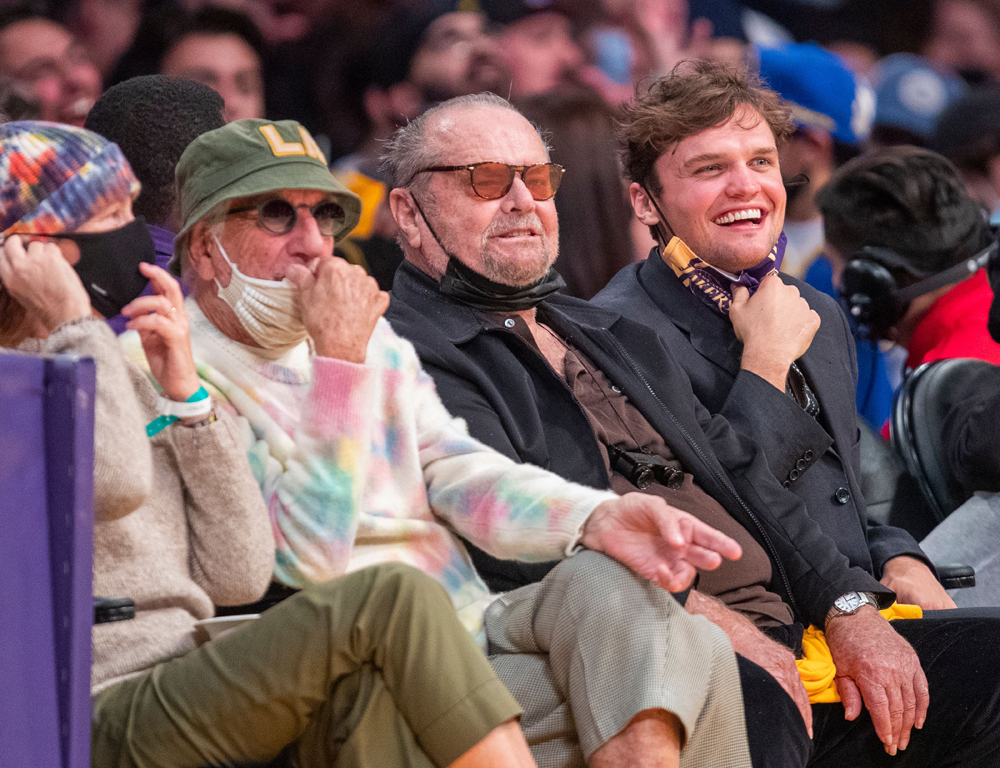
[0,121,139,238]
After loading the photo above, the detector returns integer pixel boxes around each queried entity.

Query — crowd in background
[7,0,1000,416]
[4,0,1000,766]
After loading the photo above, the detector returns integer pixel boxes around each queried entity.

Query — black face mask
[56,217,155,318]
[411,195,566,312]
[440,255,566,312]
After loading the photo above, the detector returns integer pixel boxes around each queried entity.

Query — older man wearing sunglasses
[168,118,766,768]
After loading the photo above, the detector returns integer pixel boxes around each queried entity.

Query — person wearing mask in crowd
[818,146,1000,372]
[159,7,266,123]
[931,85,1000,222]
[923,0,1000,83]
[0,119,542,768]
[84,74,226,333]
[384,89,1000,768]
[480,0,585,98]
[598,61,952,613]
[171,116,757,768]
[334,1,509,290]
[754,42,894,430]
[517,88,638,299]
[0,6,101,127]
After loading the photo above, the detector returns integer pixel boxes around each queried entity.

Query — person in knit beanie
[0,120,139,237]
[0,120,153,344]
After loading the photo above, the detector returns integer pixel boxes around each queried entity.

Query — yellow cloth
[796,603,923,703]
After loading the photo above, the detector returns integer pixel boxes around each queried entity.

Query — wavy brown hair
[618,59,795,197]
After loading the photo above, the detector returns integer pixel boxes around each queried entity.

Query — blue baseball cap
[871,53,966,140]
[757,42,875,146]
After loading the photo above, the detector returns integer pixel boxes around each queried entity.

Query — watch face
[835,592,864,612]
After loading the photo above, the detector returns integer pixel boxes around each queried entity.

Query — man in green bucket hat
[169,118,755,768]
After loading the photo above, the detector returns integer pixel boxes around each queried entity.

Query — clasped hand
[731,275,821,392]
[286,256,389,364]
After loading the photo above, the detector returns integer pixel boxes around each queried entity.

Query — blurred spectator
[0,74,40,120]
[869,53,967,148]
[84,74,225,332]
[757,42,874,278]
[818,146,1000,369]
[757,42,891,428]
[579,0,741,104]
[923,0,1000,83]
[518,88,637,298]
[480,0,585,98]
[335,2,507,289]
[64,0,142,78]
[0,6,101,127]
[931,86,1000,221]
[160,7,266,122]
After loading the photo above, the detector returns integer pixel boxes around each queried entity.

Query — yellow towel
[796,603,923,703]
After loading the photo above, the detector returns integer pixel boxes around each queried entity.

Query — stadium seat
[891,358,995,522]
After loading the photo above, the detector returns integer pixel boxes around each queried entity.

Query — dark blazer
[387,260,891,628]
[592,250,928,578]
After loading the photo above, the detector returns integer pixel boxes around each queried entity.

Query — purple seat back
[0,353,95,768]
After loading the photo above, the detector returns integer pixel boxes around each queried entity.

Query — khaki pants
[91,564,521,768]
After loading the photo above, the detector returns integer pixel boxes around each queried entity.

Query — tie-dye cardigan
[151,299,615,645]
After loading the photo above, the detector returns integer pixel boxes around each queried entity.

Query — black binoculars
[608,446,684,491]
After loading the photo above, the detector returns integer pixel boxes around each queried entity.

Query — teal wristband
[146,386,210,437]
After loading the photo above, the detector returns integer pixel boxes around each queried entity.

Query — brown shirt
[561,345,794,628]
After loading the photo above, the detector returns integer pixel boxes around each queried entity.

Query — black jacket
[387,261,891,628]
[593,250,928,578]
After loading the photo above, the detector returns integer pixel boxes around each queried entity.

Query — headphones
[840,237,999,338]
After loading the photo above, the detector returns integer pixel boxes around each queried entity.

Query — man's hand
[286,256,389,363]
[825,605,930,755]
[0,235,91,330]
[121,264,201,402]
[581,492,742,593]
[731,275,820,391]
[881,556,957,610]
[686,590,814,738]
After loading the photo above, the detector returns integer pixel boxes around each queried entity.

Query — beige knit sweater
[20,317,275,693]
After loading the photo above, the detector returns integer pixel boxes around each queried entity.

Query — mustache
[484,213,545,238]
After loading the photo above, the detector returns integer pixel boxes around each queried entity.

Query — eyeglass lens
[258,199,346,236]
[470,163,563,200]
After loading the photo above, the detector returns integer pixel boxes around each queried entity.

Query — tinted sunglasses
[411,162,565,200]
[226,198,347,237]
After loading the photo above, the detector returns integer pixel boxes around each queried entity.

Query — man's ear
[187,222,221,282]
[630,182,661,227]
[389,188,422,249]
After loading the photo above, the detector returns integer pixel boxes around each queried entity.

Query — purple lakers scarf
[661,232,787,316]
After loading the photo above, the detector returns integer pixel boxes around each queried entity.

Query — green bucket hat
[171,119,362,274]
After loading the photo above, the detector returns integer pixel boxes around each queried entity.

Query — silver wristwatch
[825,591,878,625]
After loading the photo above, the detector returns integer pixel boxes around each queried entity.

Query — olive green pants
[91,564,521,768]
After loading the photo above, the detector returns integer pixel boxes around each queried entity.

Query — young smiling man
[595,59,954,615]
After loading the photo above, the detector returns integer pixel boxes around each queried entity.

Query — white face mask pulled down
[213,235,309,353]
